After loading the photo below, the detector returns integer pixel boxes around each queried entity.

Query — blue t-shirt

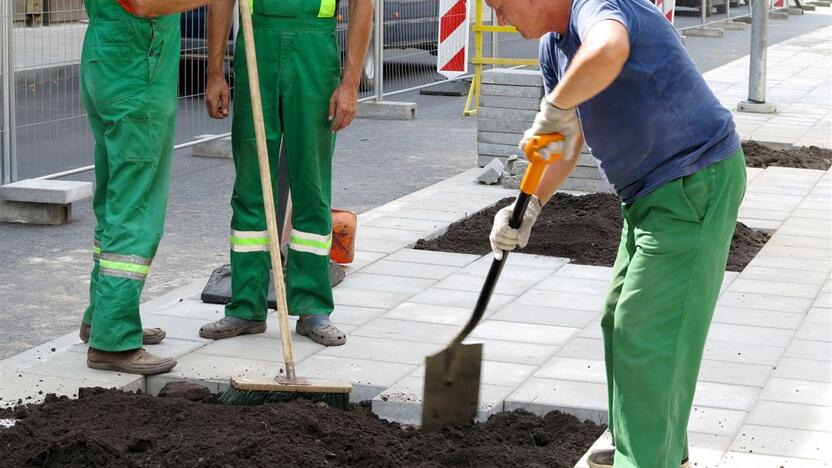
[539,0,740,202]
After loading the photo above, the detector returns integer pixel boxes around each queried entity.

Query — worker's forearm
[342,0,373,88]
[133,0,220,16]
[535,135,584,204]
[207,0,235,79]
[549,21,629,109]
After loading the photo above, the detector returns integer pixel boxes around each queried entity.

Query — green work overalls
[80,1,180,351]
[225,0,340,321]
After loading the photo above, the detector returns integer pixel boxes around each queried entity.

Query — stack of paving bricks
[477,68,613,193]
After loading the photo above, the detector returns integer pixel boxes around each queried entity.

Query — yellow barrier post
[463,0,539,116]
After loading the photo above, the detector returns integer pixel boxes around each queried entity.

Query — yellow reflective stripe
[318,0,336,18]
[290,235,331,250]
[230,235,269,246]
[99,259,150,275]
[93,246,101,255]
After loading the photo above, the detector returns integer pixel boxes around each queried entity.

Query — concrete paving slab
[351,318,459,345]
[337,272,437,294]
[329,305,387,326]
[713,306,806,330]
[0,371,143,408]
[759,243,832,260]
[515,290,605,312]
[730,424,832,460]
[331,287,412,309]
[341,250,386,275]
[408,287,515,310]
[707,323,796,347]
[687,406,748,437]
[805,306,832,324]
[718,291,815,313]
[740,265,829,285]
[138,314,213,343]
[784,339,832,361]
[434,272,538,296]
[773,357,832,383]
[559,338,605,361]
[490,303,599,329]
[535,276,609,296]
[382,302,479,326]
[463,337,559,366]
[470,320,579,347]
[10,349,145,392]
[795,320,832,342]
[694,382,761,411]
[745,400,832,432]
[67,338,205,361]
[148,298,226,321]
[760,378,832,406]
[698,359,774,388]
[552,264,613,281]
[317,335,442,366]
[718,452,831,468]
[686,432,735,468]
[703,340,785,366]
[197,334,323,364]
[295,355,416,402]
[535,357,606,384]
[383,248,480,267]
[364,217,448,233]
[359,260,459,281]
[504,377,607,424]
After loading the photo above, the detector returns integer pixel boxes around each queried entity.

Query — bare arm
[204,0,235,119]
[329,0,373,132]
[548,20,630,109]
[129,0,221,16]
[535,133,583,204]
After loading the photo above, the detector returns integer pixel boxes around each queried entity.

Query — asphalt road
[1,10,830,360]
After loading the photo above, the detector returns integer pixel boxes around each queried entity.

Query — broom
[218,0,351,409]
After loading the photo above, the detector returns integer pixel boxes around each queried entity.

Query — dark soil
[0,388,605,468]
[415,193,770,272]
[743,141,832,170]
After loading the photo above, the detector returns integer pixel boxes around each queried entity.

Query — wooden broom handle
[239,0,296,380]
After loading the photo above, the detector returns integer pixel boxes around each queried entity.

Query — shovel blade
[421,342,482,431]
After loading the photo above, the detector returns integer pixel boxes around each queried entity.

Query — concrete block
[769,11,790,19]
[478,118,535,134]
[719,452,830,468]
[12,349,145,390]
[329,305,386,326]
[713,306,804,330]
[297,355,417,402]
[708,322,795,347]
[806,307,832,325]
[434,273,536,296]
[558,338,605,361]
[478,106,538,122]
[460,260,559,282]
[560,177,615,193]
[535,276,609,296]
[0,179,92,204]
[504,377,608,424]
[517,289,605,312]
[738,100,777,114]
[730,425,832,460]
[491,303,598,329]
[703,340,784,366]
[408,287,515,311]
[465,337,559,365]
[788,7,804,14]
[553,264,612,281]
[478,131,523,146]
[0,371,143,408]
[476,157,504,185]
[471,320,578,346]
[372,376,514,426]
[801,4,817,10]
[773,358,832,383]
[716,21,746,30]
[698,359,773,388]
[694,381,760,411]
[535,357,606,383]
[727,278,822,299]
[191,134,232,159]
[356,101,416,120]
[760,378,832,406]
[479,142,518,158]
[332,286,411,309]
[687,406,747,436]
[481,83,543,98]
[569,166,608,180]
[317,335,442,365]
[500,157,528,189]
[197,334,322,363]
[338,272,436,294]
[384,249,479,267]
[717,292,814,314]
[732,16,753,23]
[0,199,70,225]
[481,68,543,87]
[352,318,459,345]
[784,340,832,361]
[683,27,725,38]
[359,260,459,280]
[145,353,277,396]
[384,302,486,326]
[479,95,541,110]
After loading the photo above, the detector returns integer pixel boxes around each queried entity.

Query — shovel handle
[451,133,564,345]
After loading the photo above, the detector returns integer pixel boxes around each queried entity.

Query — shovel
[421,133,564,431]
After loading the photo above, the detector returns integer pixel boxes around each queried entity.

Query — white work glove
[490,195,543,261]
[518,98,581,161]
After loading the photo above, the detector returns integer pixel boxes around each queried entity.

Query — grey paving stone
[535,276,609,296]
[351,318,459,345]
[67,338,207,361]
[138,314,213,343]
[342,250,386,275]
[359,260,459,281]
[478,118,536,134]
[434,272,536,296]
[703,340,785,366]
[784,339,832,361]
[470,320,579,346]
[814,291,832,309]
[463,337,559,365]
[795,320,832,342]
[0,371,143,407]
[686,432,735,468]
[805,307,832,324]
[694,381,760,411]
[727,278,823,298]
[687,406,748,437]
[516,289,605,312]
[12,349,146,390]
[712,306,805,330]
[141,279,209,311]
[0,179,92,204]
[317,335,442,365]
[332,287,411,309]
[478,107,539,122]
[718,452,831,468]
[760,377,832,406]
[778,217,832,239]
[353,236,411,254]
[490,303,599,329]
[558,338,605,361]
[197,334,323,363]
[717,292,814,314]
[552,264,613,281]
[384,248,480,267]
[707,323,795,347]
[408,288,515,311]
[504,377,608,424]
[337,272,436,294]
[759,244,832,260]
[364,217,448,233]
[149,298,226,321]
[731,424,832,458]
[478,130,524,146]
[296,355,417,402]
[698,359,773,388]
[382,302,481,326]
[360,226,430,243]
[145,353,278,396]
[748,400,832,433]
[481,68,544,87]
[479,95,541,110]
[535,357,606,384]
[480,83,544,98]
[773,357,832,383]
[766,234,832,251]
[740,265,829,285]
[382,207,468,223]
[577,319,603,339]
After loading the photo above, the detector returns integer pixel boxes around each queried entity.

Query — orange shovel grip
[520,133,565,195]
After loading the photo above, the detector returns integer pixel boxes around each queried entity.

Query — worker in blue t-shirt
[486,0,746,467]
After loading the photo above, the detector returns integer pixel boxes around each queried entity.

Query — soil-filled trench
[0,389,605,467]
[742,141,832,170]
[415,193,769,272]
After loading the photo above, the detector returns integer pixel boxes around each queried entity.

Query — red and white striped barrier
[437,0,469,79]
[655,0,676,24]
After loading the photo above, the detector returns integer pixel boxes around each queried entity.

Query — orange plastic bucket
[330,209,357,264]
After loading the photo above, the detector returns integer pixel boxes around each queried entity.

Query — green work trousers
[602,150,746,468]
[226,13,339,321]
[80,1,180,352]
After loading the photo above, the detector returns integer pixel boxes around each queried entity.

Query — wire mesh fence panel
[672,0,751,31]
[1,1,10,184]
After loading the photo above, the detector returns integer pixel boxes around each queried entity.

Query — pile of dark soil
[415,193,769,272]
[0,388,605,467]
[743,141,832,169]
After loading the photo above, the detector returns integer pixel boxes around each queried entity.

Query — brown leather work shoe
[86,348,176,375]
[79,323,166,345]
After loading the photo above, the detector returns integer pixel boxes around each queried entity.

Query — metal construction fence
[0,0,786,184]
